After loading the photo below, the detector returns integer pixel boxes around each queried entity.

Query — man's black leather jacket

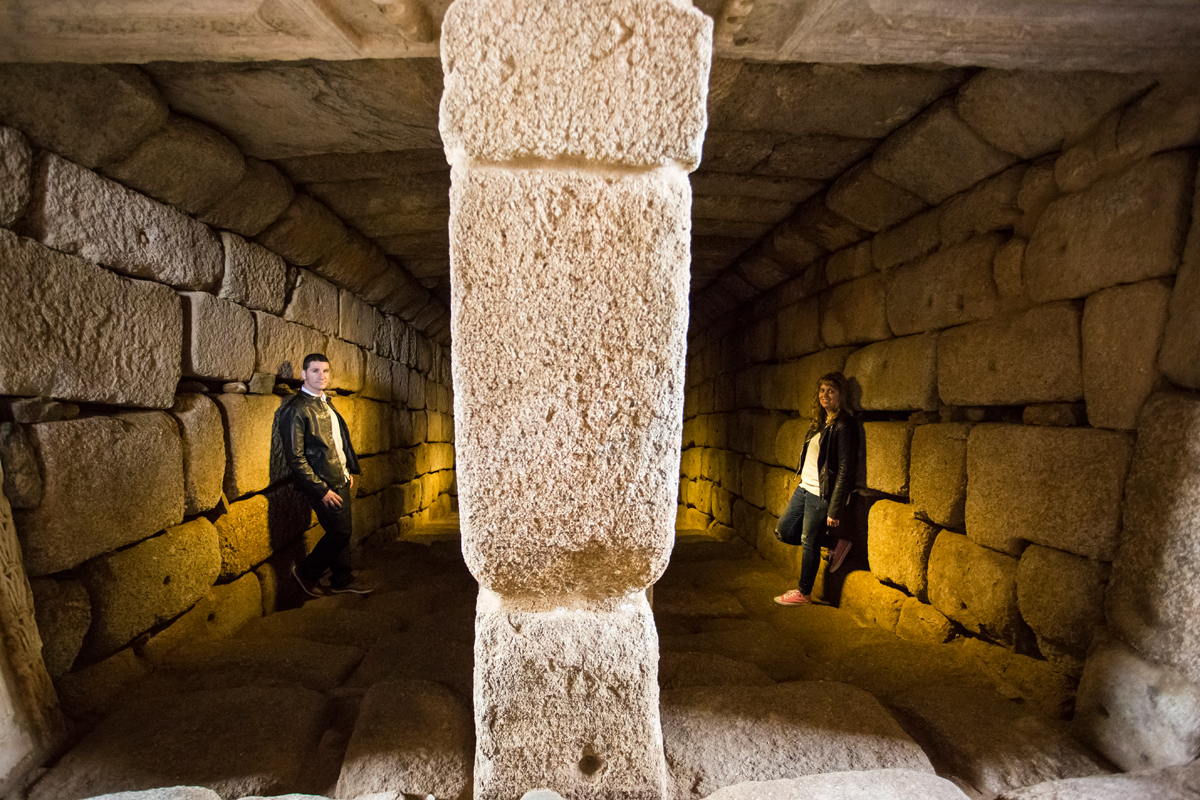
[279,390,360,500]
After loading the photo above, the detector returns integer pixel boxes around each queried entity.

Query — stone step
[147,636,364,694]
[234,605,400,652]
[700,769,973,800]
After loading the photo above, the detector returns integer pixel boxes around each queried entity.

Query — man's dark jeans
[777,487,829,596]
[298,482,353,588]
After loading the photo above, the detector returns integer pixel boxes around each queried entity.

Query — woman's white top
[799,431,821,495]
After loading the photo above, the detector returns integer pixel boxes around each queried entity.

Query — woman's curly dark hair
[809,371,857,430]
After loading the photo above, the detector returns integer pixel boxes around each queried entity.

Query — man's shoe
[329,579,373,596]
[774,589,812,606]
[828,539,852,573]
[291,564,322,598]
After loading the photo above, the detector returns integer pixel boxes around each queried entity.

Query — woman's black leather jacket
[796,414,860,521]
[279,391,360,500]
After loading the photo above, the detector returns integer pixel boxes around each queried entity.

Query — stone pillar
[439,2,711,798]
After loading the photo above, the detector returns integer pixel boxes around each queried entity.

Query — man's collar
[300,386,326,401]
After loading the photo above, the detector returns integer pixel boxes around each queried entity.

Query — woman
[773,371,859,607]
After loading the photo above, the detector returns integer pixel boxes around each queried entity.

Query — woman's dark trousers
[777,487,829,596]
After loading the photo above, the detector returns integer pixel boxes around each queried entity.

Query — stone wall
[0,69,457,733]
[678,70,1200,769]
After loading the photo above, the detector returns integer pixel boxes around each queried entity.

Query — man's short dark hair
[302,353,330,371]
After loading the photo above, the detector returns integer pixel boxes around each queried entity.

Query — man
[281,353,372,596]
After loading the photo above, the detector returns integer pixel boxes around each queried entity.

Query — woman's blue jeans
[777,488,828,596]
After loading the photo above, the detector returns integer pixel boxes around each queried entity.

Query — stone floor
[25,525,1174,800]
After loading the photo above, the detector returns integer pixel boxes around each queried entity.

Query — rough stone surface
[960,638,1076,719]
[824,241,874,287]
[1159,168,1200,390]
[872,101,1019,205]
[1017,545,1105,672]
[699,770,970,800]
[284,269,339,335]
[938,302,1082,406]
[871,209,941,271]
[340,396,392,457]
[101,116,245,215]
[213,485,309,579]
[254,193,347,268]
[844,333,938,412]
[887,685,1111,797]
[909,423,970,529]
[451,168,687,598]
[1025,152,1192,303]
[826,163,928,233]
[0,64,168,169]
[0,422,41,509]
[440,0,712,167]
[474,594,667,800]
[138,573,262,663]
[28,577,89,678]
[1073,631,1200,772]
[323,337,365,395]
[236,606,398,654]
[895,598,954,645]
[819,273,890,346]
[0,229,182,408]
[661,681,934,800]
[657,651,773,691]
[760,348,855,415]
[362,354,393,403]
[212,393,287,500]
[54,648,148,722]
[154,636,362,694]
[862,422,912,496]
[28,154,223,291]
[81,518,221,657]
[196,157,294,238]
[217,232,286,315]
[956,70,1153,160]
[253,312,325,381]
[1083,280,1171,430]
[867,501,938,601]
[335,679,473,800]
[938,166,1025,248]
[28,684,326,800]
[1106,392,1200,684]
[927,531,1024,646]
[996,762,1200,800]
[838,572,909,633]
[965,424,1132,558]
[16,413,184,575]
[179,292,255,382]
[0,125,32,227]
[169,393,225,516]
[885,235,1002,336]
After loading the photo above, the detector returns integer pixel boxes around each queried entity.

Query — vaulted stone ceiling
[2,0,1198,317]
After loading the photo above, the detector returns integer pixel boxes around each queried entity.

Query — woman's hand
[827,517,840,527]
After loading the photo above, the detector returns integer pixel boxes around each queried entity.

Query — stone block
[440,0,711,167]
[216,232,286,315]
[340,396,392,457]
[956,70,1153,160]
[352,491,384,547]
[179,291,255,382]
[820,273,890,346]
[763,467,795,519]
[213,484,310,579]
[895,598,954,645]
[451,168,688,598]
[824,241,874,288]
[1026,152,1193,303]
[938,302,1082,406]
[54,648,150,723]
[844,333,938,412]
[254,193,347,267]
[0,126,32,227]
[0,229,182,408]
[992,238,1027,301]
[169,393,224,516]
[28,153,222,291]
[749,411,789,467]
[474,593,668,800]
[1106,392,1200,685]
[29,577,89,678]
[1074,631,1200,772]
[872,100,1020,205]
[862,421,913,496]
[1017,545,1105,671]
[340,289,382,349]
[960,638,1075,719]
[253,311,325,380]
[1158,165,1200,390]
[1015,164,1059,239]
[662,681,934,800]
[101,116,245,215]
[871,209,941,271]
[761,348,856,413]
[1022,403,1086,427]
[938,166,1025,248]
[139,572,262,663]
[774,419,809,473]
[323,337,364,394]
[407,367,427,409]
[909,423,971,529]
[1082,279,1171,430]
[16,412,184,575]
[700,770,971,800]
[927,532,1024,647]
[196,157,294,238]
[81,518,221,657]
[839,570,909,632]
[867,500,938,601]
[0,64,167,169]
[885,235,1003,336]
[283,269,339,335]
[0,422,41,509]
[362,353,394,404]
[775,297,821,360]
[212,392,287,500]
[825,162,927,233]
[785,196,867,253]
[965,423,1132,559]
[336,679,473,800]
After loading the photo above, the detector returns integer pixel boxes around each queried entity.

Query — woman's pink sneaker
[774,589,812,606]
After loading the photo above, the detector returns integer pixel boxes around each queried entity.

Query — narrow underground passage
[0,0,1199,798]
